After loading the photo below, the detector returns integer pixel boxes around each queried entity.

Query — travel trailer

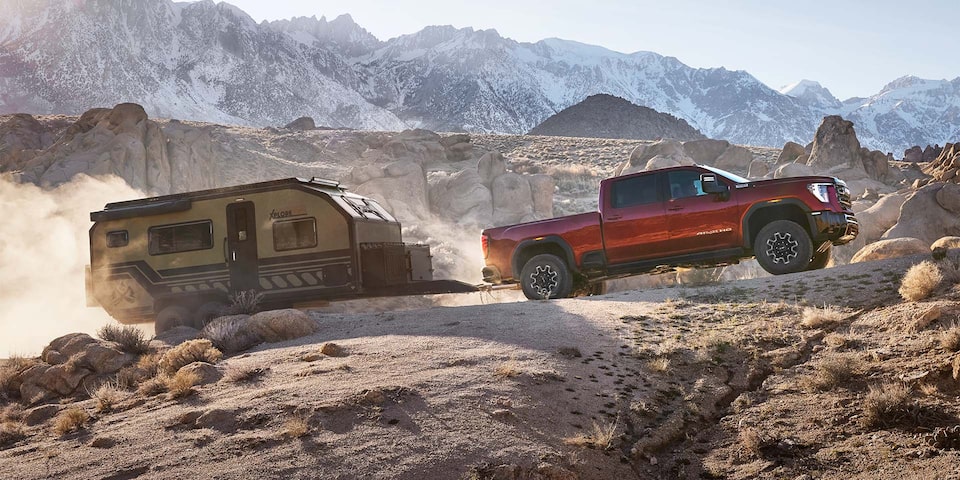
[87,177,475,332]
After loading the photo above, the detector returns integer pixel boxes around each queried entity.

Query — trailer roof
[90,177,345,222]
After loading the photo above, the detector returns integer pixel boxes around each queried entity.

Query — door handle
[668,206,684,211]
[606,214,622,221]
[223,237,229,263]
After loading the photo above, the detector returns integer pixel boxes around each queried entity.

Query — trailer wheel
[155,305,192,334]
[754,220,812,275]
[193,301,227,329]
[520,254,573,300]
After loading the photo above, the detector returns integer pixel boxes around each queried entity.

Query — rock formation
[923,143,960,183]
[884,182,960,245]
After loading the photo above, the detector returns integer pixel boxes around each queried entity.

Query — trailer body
[87,177,473,331]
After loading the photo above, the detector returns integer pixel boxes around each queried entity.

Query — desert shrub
[548,164,600,195]
[97,324,150,355]
[52,408,89,435]
[89,382,125,413]
[1,355,39,398]
[863,382,911,428]
[563,419,618,450]
[283,415,310,438]
[648,357,671,373]
[801,305,845,329]
[201,316,260,354]
[223,290,265,315]
[941,328,960,352]
[136,376,168,397]
[0,405,23,423]
[224,365,268,383]
[0,421,26,447]
[824,333,847,348]
[494,360,521,379]
[738,427,767,458]
[899,261,943,301]
[158,339,222,376]
[803,354,859,391]
[165,370,200,400]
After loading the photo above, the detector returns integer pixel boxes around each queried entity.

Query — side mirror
[700,174,730,199]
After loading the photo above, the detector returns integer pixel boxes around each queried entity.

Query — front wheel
[155,305,192,334]
[754,220,812,275]
[519,254,573,300]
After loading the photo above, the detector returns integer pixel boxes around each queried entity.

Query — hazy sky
[224,0,957,100]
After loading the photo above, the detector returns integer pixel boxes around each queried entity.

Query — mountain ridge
[0,0,957,152]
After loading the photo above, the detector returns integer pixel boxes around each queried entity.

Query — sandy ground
[2,251,960,479]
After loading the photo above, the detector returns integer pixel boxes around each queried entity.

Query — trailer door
[226,201,259,292]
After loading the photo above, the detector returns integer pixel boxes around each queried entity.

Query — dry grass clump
[158,339,222,376]
[136,376,168,397]
[165,370,200,400]
[824,333,847,348]
[648,357,672,373]
[801,305,845,329]
[244,310,318,344]
[201,316,260,354]
[738,427,768,458]
[97,324,150,355]
[863,382,912,428]
[0,420,26,447]
[283,415,311,438]
[116,352,162,390]
[899,261,943,301]
[52,408,89,436]
[223,290,265,315]
[1,354,39,398]
[803,354,859,391]
[224,365,268,383]
[547,164,600,194]
[494,360,521,379]
[89,382,125,413]
[940,328,960,352]
[563,419,618,450]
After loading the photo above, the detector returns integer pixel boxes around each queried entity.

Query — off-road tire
[806,244,832,271]
[520,254,573,300]
[193,301,227,329]
[754,220,812,275]
[155,305,192,334]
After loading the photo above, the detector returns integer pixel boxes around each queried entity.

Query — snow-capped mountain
[0,0,957,153]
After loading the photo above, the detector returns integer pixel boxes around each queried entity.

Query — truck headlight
[807,183,832,204]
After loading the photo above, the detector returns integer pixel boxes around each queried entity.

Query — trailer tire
[193,301,227,329]
[520,254,573,300]
[754,220,812,275]
[155,305,192,334]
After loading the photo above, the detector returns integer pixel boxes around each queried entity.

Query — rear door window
[610,174,659,208]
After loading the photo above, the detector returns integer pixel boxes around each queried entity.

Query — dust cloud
[0,174,143,357]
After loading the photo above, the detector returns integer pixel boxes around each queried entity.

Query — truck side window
[273,218,318,251]
[611,175,658,208]
[668,170,707,199]
[148,221,213,255]
[106,230,129,248]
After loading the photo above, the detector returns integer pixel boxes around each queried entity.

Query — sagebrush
[863,382,911,428]
[97,324,150,354]
[53,408,89,435]
[899,261,943,301]
[158,339,222,375]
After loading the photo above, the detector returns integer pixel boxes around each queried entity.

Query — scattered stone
[178,362,222,385]
[22,404,59,426]
[320,343,347,357]
[850,238,929,263]
[911,306,942,332]
[90,436,117,449]
[195,408,238,433]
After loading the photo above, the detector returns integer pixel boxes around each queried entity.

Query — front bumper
[811,211,859,245]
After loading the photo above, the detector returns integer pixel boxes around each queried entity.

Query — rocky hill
[527,94,704,141]
[2,0,959,151]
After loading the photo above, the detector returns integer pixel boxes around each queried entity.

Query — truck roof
[90,177,346,222]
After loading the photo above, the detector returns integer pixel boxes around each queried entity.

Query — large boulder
[832,192,908,265]
[903,146,923,163]
[807,116,861,171]
[884,183,960,244]
[932,236,960,251]
[353,160,429,221]
[859,148,891,181]
[850,237,929,263]
[682,139,729,165]
[478,151,507,187]
[243,309,317,344]
[713,145,754,173]
[527,174,556,219]
[773,162,815,178]
[776,141,806,165]
[616,140,693,176]
[492,173,535,225]
[0,114,54,172]
[428,169,493,225]
[747,159,769,179]
[925,143,960,184]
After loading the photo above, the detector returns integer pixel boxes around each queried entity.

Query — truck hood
[739,175,841,189]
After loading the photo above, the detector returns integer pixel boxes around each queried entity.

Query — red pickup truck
[481,164,859,299]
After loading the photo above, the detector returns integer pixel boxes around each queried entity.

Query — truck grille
[836,183,852,210]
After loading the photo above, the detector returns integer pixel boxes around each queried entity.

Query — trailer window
[273,218,318,251]
[148,221,213,255]
[106,230,129,248]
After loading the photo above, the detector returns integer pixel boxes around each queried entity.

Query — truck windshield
[701,165,751,184]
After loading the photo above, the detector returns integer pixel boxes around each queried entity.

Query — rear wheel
[155,305,192,334]
[520,254,573,300]
[193,301,227,330]
[754,220,812,275]
[806,244,832,271]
